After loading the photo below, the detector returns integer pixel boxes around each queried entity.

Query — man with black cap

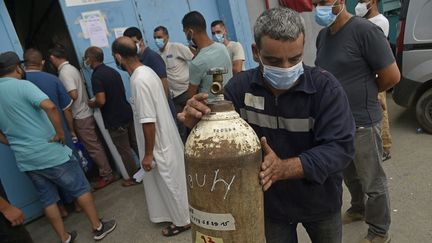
[0,51,116,243]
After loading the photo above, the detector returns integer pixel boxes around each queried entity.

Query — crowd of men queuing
[0,0,399,242]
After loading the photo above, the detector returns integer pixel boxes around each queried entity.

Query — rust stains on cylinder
[185,88,265,242]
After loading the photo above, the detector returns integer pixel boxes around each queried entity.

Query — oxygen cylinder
[185,68,265,243]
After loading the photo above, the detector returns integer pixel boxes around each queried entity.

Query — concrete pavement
[26,95,432,243]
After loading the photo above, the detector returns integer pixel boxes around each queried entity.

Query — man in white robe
[112,36,190,237]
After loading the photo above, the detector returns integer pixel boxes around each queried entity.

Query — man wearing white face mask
[355,0,389,37]
[178,8,355,243]
[210,20,246,75]
[314,0,400,242]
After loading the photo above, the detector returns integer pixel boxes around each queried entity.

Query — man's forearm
[142,123,156,157]
[64,107,75,136]
[0,131,9,145]
[0,197,10,213]
[161,77,170,97]
[41,100,65,136]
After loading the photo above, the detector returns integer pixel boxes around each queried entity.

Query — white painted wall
[245,0,322,66]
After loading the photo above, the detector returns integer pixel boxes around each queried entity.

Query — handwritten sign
[190,206,236,231]
[196,231,224,243]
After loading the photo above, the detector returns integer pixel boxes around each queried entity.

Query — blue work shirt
[139,47,167,78]
[26,70,75,150]
[224,65,355,222]
[0,77,72,171]
[139,47,176,119]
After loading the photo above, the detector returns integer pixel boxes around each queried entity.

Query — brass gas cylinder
[185,68,265,243]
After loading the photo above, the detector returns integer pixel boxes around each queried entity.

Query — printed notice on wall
[189,206,236,231]
[113,27,127,39]
[81,10,109,47]
[66,0,121,7]
[196,231,224,243]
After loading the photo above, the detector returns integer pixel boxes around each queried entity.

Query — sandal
[162,224,191,237]
[121,179,140,187]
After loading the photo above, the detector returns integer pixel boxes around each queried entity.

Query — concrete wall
[245,0,322,66]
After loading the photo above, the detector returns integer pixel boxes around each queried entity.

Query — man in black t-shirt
[0,180,34,242]
[314,0,400,242]
[85,46,139,187]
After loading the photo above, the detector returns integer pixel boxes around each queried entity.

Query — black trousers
[0,214,33,243]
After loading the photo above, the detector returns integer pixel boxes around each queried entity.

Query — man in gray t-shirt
[314,0,400,242]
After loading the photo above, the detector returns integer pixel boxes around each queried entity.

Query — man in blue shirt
[179,8,355,243]
[0,51,116,243]
[23,48,77,151]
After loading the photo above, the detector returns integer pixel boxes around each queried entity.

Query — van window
[413,1,432,41]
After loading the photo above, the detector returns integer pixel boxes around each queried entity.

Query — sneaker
[342,209,364,224]
[61,231,77,243]
[382,151,391,161]
[359,234,391,243]
[93,175,115,190]
[93,219,117,241]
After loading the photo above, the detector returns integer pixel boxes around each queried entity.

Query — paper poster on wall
[79,19,90,39]
[66,0,121,7]
[113,27,127,39]
[81,10,109,47]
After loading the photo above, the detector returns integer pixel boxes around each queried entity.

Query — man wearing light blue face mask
[181,11,232,101]
[153,26,194,143]
[178,8,355,243]
[314,0,400,243]
[210,20,246,75]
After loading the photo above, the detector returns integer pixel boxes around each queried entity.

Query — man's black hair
[0,65,16,77]
[112,38,137,58]
[211,20,225,28]
[182,11,206,32]
[154,26,169,36]
[123,27,143,40]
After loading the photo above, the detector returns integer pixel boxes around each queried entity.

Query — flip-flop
[162,224,191,237]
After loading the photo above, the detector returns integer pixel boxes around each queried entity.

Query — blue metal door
[58,0,143,97]
[133,0,254,69]
[0,0,44,223]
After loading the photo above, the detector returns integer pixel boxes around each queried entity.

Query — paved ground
[26,95,432,243]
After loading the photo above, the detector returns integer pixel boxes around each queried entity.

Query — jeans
[344,124,391,237]
[265,211,342,243]
[26,157,91,208]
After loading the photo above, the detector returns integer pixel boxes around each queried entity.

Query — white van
[393,0,432,133]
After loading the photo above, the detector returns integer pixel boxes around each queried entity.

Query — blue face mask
[155,38,165,49]
[260,56,304,90]
[213,34,224,43]
[186,30,198,49]
[314,1,344,27]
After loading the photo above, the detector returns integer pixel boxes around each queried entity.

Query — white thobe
[130,65,189,226]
